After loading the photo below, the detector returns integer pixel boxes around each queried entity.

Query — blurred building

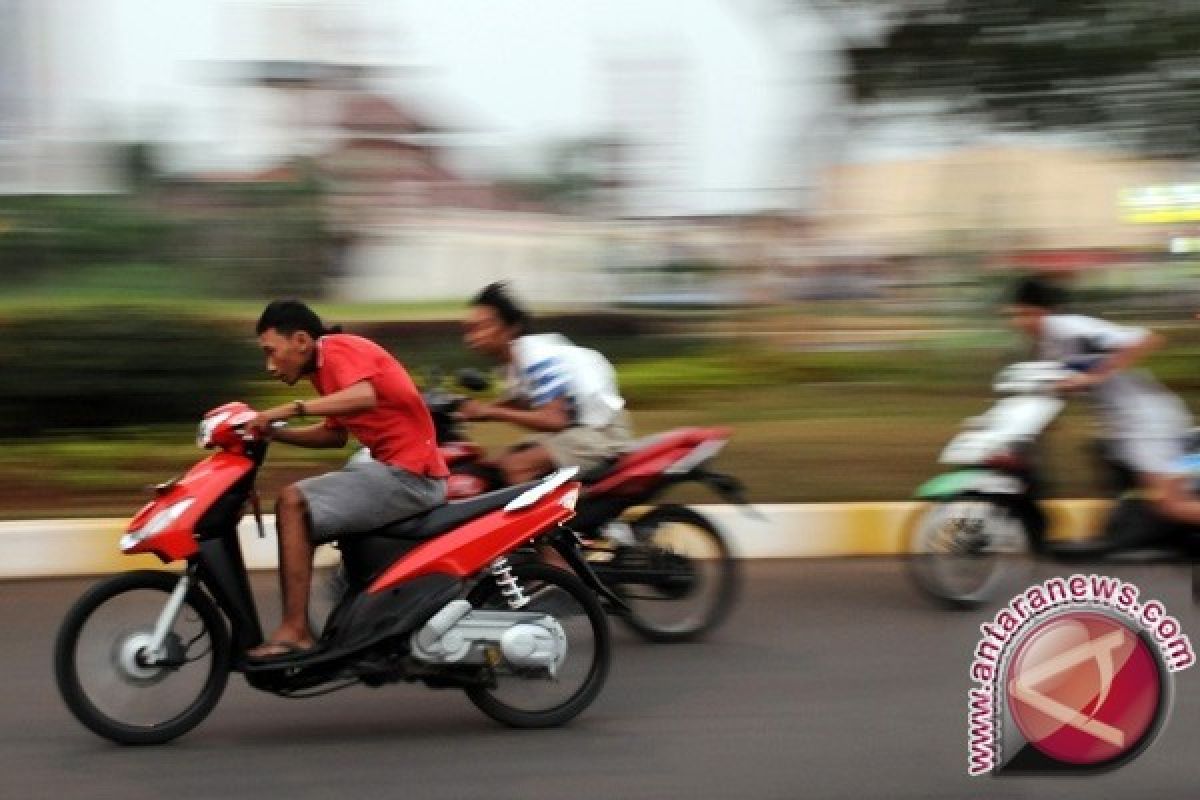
[0,0,118,192]
[0,0,808,306]
[815,145,1184,258]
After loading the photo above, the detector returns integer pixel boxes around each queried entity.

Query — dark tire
[906,495,1032,610]
[613,505,739,642]
[54,570,231,745]
[465,563,610,728]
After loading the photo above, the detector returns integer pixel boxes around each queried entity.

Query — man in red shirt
[245,301,448,662]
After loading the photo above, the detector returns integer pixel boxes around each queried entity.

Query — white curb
[0,499,1113,579]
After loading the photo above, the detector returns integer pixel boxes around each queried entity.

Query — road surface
[4,560,1197,799]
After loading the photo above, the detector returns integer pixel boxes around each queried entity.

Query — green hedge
[0,308,253,435]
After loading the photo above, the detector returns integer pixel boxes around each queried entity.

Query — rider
[458,282,633,484]
[1006,274,1200,529]
[245,301,448,661]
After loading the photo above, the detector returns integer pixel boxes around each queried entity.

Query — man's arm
[271,422,349,449]
[459,396,571,432]
[249,380,378,439]
[1095,331,1164,377]
[1059,330,1165,392]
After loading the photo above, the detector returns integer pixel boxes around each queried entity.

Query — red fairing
[440,441,485,465]
[587,427,731,496]
[123,452,255,563]
[368,483,579,593]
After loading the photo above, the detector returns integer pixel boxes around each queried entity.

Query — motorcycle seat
[371,480,543,541]
[577,457,620,483]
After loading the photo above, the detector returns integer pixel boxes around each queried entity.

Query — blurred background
[5,0,1200,516]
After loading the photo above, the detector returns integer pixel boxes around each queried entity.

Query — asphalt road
[4,560,1197,799]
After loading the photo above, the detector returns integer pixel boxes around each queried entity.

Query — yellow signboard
[1121,185,1200,224]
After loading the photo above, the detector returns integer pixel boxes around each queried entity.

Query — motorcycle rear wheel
[54,570,231,745]
[465,563,610,728]
[907,495,1032,610]
[609,505,739,642]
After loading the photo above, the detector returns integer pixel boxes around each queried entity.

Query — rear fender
[915,469,1025,500]
[917,476,1047,551]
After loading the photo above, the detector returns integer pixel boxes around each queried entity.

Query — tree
[495,137,617,214]
[829,0,1200,157]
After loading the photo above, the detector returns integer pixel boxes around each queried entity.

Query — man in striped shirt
[460,283,632,485]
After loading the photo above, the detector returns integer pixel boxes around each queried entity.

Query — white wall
[336,209,618,305]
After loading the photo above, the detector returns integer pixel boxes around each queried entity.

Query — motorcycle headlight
[120,498,196,551]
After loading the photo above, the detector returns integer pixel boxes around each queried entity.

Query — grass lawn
[0,377,1157,519]
[2,297,1199,517]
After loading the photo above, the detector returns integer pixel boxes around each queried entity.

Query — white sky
[35,0,844,213]
[387,0,837,212]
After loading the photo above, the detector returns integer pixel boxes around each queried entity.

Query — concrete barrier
[0,499,1114,580]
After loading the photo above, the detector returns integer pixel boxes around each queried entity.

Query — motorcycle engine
[411,601,568,675]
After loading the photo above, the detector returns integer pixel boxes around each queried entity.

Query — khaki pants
[523,412,633,473]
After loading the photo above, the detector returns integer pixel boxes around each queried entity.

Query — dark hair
[256,300,342,338]
[1009,274,1066,310]
[471,282,532,336]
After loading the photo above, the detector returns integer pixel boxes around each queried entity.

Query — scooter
[421,369,751,642]
[907,361,1200,609]
[54,401,617,745]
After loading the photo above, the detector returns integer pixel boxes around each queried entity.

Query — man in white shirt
[1006,275,1200,527]
[459,282,633,485]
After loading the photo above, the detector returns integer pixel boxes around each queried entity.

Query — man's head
[256,300,338,385]
[1005,274,1066,338]
[464,282,531,361]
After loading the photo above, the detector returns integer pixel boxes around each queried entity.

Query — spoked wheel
[465,563,610,728]
[54,570,231,745]
[604,505,739,643]
[907,496,1032,610]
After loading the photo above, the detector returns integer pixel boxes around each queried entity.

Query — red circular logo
[1005,611,1163,767]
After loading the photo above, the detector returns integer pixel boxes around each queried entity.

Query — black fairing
[194,474,254,539]
[338,536,425,588]
[196,536,263,652]
[319,573,461,653]
[192,459,263,651]
[1006,492,1049,554]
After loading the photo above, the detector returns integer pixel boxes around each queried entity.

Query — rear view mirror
[455,368,492,392]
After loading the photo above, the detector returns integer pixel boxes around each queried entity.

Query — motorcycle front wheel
[907,495,1033,610]
[604,505,739,642]
[54,570,231,745]
[465,563,610,728]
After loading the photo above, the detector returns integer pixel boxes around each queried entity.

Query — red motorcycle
[54,402,615,745]
[423,370,750,642]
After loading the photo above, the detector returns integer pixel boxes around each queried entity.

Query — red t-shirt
[311,334,448,477]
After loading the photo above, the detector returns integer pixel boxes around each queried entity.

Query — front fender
[915,469,1025,500]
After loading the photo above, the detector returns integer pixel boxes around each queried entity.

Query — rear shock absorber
[490,557,529,609]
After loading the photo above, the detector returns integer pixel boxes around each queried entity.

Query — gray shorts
[524,412,634,473]
[294,459,446,544]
